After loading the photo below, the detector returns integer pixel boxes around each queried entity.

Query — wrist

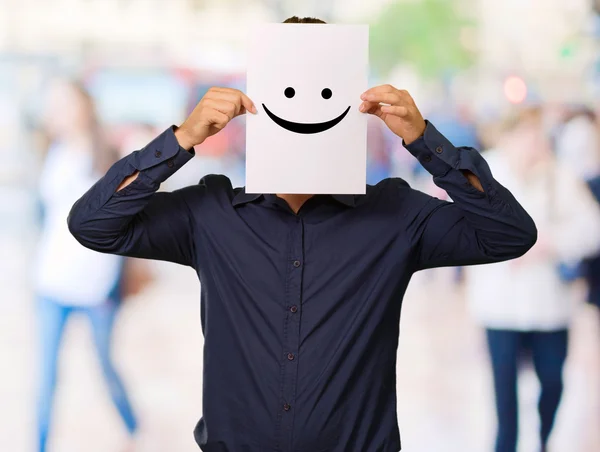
[403,122,426,145]
[174,126,199,152]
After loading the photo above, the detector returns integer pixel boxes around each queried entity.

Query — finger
[203,99,237,120]
[359,101,379,113]
[380,105,409,117]
[206,110,231,129]
[208,88,256,115]
[360,85,408,100]
[361,84,398,98]
[205,90,243,115]
[361,91,404,106]
[361,86,413,104]
[359,101,385,118]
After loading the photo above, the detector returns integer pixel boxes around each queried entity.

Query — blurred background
[2,0,600,451]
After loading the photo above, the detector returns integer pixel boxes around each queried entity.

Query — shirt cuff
[404,121,459,177]
[131,126,195,184]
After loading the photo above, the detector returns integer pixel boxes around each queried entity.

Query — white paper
[246,23,369,194]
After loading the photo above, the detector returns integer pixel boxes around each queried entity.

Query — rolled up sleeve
[404,122,537,270]
[68,127,199,267]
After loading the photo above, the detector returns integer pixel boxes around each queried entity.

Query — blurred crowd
[3,1,600,452]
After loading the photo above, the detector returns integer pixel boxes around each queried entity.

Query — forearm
[461,170,483,192]
[68,127,195,258]
[115,128,193,193]
[407,122,537,267]
[69,85,253,263]
[117,170,139,192]
[69,170,157,254]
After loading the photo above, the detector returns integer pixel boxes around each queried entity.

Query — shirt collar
[232,189,356,208]
[232,189,263,206]
[330,194,356,207]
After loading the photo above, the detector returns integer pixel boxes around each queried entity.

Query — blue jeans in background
[36,296,137,452]
[486,329,568,452]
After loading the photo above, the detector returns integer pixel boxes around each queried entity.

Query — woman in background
[553,107,600,312]
[34,80,137,452]
[465,107,600,452]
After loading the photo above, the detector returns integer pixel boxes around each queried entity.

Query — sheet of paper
[246,23,369,194]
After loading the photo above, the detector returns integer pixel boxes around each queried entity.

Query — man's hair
[283,16,326,24]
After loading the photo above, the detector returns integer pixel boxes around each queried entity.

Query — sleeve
[68,127,199,267]
[404,121,538,271]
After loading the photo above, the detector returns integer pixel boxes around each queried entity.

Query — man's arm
[68,87,256,266]
[403,122,537,271]
[68,127,199,266]
[359,85,536,270]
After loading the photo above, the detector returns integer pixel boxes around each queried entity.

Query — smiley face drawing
[245,23,368,194]
[262,86,351,134]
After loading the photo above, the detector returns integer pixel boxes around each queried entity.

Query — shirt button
[287,353,295,361]
[290,305,298,313]
[167,159,174,168]
[435,146,443,154]
[283,403,291,411]
[293,260,301,268]
[155,150,162,158]
[423,154,432,162]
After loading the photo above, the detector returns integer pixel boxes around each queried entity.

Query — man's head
[283,16,326,24]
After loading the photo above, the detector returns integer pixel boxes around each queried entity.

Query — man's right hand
[175,87,257,151]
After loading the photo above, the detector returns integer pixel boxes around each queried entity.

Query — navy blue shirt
[68,122,536,452]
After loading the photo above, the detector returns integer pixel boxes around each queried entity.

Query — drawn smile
[262,103,351,134]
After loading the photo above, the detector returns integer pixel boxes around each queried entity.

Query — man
[68,16,536,452]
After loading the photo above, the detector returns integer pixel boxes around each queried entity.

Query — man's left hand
[360,85,426,145]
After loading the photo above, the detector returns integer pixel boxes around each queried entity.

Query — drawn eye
[284,87,295,98]
[321,88,332,99]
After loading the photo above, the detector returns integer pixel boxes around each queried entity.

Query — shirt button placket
[277,218,303,451]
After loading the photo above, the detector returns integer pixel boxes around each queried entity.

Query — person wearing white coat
[465,108,600,452]
[34,81,138,452]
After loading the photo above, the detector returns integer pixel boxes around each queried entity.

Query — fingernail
[359,104,365,112]
[360,94,366,100]
[252,105,257,114]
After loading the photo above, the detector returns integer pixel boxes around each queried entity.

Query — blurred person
[67,16,537,452]
[35,80,138,452]
[552,108,600,312]
[585,174,600,312]
[553,106,600,181]
[585,174,600,313]
[465,107,600,452]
